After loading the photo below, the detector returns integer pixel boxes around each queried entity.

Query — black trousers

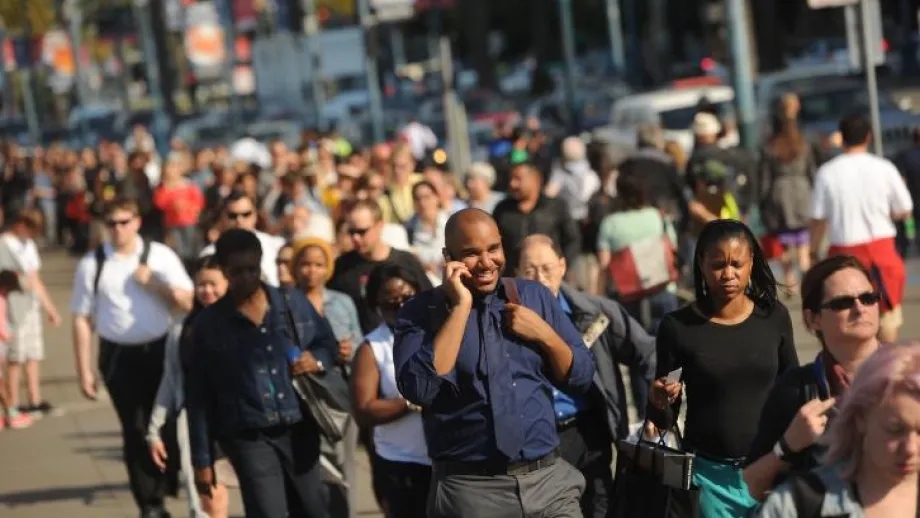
[220,421,328,518]
[99,336,178,513]
[374,455,431,518]
[557,411,615,518]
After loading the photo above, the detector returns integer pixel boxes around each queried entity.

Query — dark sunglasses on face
[105,217,133,228]
[820,291,881,311]
[227,210,254,220]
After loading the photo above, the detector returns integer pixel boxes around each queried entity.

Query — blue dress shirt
[553,294,587,420]
[393,278,595,464]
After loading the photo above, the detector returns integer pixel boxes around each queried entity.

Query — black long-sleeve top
[492,195,581,269]
[650,302,799,460]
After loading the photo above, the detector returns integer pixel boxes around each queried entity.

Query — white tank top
[366,324,431,466]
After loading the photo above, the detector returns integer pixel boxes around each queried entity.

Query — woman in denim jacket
[756,343,920,518]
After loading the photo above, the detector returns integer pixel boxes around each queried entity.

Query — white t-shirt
[199,229,285,286]
[811,152,914,246]
[2,234,41,273]
[71,239,193,344]
[366,324,430,466]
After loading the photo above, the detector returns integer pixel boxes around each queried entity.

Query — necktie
[479,300,524,460]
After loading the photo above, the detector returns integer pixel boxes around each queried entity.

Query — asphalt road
[2,249,920,517]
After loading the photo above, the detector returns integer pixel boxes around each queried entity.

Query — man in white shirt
[71,197,194,518]
[199,191,286,286]
[810,113,914,342]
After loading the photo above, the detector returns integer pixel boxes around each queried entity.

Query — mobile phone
[665,367,683,383]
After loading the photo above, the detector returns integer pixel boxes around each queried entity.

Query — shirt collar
[557,292,572,315]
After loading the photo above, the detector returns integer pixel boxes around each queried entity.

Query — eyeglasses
[348,227,372,237]
[226,210,254,220]
[522,263,558,279]
[820,291,881,311]
[105,218,133,228]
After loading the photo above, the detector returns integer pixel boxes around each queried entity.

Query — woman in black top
[649,219,799,517]
[743,255,882,501]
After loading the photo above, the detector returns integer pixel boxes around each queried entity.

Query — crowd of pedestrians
[0,97,917,518]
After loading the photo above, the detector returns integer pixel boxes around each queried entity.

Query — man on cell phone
[393,208,596,518]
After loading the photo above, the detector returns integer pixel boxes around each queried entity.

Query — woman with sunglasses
[744,255,882,501]
[350,262,431,518]
[755,343,920,517]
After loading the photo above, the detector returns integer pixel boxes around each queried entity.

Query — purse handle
[639,416,686,450]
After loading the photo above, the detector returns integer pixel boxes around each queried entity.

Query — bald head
[443,208,505,294]
[445,208,498,248]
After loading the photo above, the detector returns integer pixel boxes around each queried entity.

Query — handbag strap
[280,289,302,349]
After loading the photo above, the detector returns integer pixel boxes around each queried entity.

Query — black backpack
[93,239,151,295]
[787,471,826,518]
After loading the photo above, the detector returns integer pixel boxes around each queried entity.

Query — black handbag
[611,422,700,518]
[281,291,352,443]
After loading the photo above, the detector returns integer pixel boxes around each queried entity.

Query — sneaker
[19,401,54,419]
[6,412,33,430]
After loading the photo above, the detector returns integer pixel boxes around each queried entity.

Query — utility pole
[440,36,471,178]
[63,0,87,107]
[357,0,384,143]
[558,0,579,131]
[134,0,170,156]
[220,0,241,138]
[19,0,40,145]
[301,0,325,128]
[725,0,758,150]
[859,0,883,154]
[604,0,626,75]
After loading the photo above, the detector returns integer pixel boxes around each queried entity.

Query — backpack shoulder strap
[93,244,107,295]
[139,238,151,266]
[789,471,826,518]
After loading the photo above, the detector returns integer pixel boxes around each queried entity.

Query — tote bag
[607,214,678,302]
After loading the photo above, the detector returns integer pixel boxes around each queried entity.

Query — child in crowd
[0,269,27,430]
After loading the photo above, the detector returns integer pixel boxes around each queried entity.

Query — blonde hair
[823,342,920,480]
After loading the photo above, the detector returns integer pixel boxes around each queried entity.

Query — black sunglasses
[820,291,881,311]
[105,218,133,228]
[227,210,254,220]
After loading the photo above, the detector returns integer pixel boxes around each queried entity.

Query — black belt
[433,449,559,477]
[99,335,168,349]
[693,449,746,468]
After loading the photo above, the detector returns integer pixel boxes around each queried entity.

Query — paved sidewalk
[0,250,383,518]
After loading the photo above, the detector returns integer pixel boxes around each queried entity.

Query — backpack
[93,239,151,295]
[788,471,826,518]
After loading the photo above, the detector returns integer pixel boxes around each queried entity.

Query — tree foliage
[0,0,136,34]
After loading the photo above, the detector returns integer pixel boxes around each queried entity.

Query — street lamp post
[604,0,626,75]
[357,0,385,143]
[301,0,326,128]
[558,0,579,131]
[725,0,758,151]
[19,0,40,145]
[134,0,170,156]
[220,0,241,138]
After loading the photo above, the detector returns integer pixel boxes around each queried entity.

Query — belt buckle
[505,460,530,476]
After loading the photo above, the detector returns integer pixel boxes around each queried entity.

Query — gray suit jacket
[559,284,656,440]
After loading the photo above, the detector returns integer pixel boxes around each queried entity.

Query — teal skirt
[692,456,759,518]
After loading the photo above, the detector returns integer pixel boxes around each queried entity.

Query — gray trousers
[427,458,586,518]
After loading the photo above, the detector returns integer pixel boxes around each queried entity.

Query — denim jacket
[755,462,864,518]
[186,285,338,468]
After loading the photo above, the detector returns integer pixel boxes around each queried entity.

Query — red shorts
[828,237,905,313]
